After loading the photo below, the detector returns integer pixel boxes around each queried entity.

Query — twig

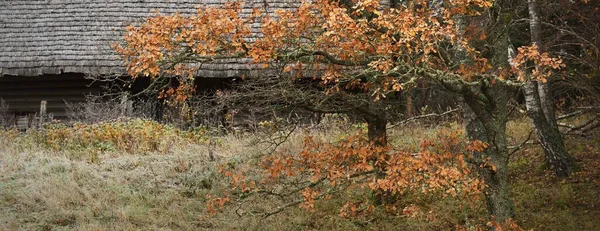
[579,122,600,134]
[566,114,600,136]
[557,107,598,121]
[576,106,600,110]
[255,169,377,199]
[262,199,303,219]
[267,124,297,152]
[235,200,248,217]
[567,114,598,133]
[252,122,299,159]
[388,107,461,129]
[261,185,349,219]
[557,110,586,121]
[508,130,535,157]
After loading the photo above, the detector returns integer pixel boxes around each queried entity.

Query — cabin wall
[0,73,104,125]
[0,73,237,128]
[128,76,236,126]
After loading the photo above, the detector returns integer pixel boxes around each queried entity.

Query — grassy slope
[0,119,598,231]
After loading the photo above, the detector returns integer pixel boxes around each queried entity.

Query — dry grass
[0,118,598,230]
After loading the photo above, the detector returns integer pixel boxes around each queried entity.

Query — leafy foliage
[511,44,565,83]
[213,129,485,219]
[114,0,567,102]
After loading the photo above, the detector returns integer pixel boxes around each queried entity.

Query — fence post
[121,93,133,117]
[39,100,47,127]
[126,100,133,117]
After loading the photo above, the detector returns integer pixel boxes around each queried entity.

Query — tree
[521,0,574,177]
[114,0,573,222]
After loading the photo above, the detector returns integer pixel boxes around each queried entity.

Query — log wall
[0,73,103,122]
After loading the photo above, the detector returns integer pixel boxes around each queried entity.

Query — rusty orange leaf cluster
[113,1,253,101]
[219,129,485,216]
[205,194,231,215]
[511,44,566,83]
[115,0,500,101]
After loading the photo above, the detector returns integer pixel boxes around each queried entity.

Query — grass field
[0,118,598,230]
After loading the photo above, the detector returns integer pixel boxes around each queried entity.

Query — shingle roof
[0,0,302,77]
[0,0,390,77]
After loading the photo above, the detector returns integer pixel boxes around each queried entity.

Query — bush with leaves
[209,129,486,219]
[35,118,209,154]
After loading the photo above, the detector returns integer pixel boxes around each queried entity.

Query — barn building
[0,0,397,128]
[0,0,304,128]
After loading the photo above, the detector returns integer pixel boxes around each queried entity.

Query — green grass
[0,118,598,230]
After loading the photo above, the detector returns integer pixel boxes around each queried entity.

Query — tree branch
[388,107,461,129]
[508,130,535,157]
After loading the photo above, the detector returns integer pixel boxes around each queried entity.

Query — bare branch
[566,114,600,135]
[388,107,461,129]
[557,108,599,121]
[508,130,535,157]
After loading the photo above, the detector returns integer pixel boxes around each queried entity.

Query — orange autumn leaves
[112,2,253,85]
[511,44,566,83]
[112,2,256,103]
[114,1,477,91]
[218,129,485,216]
[115,0,566,102]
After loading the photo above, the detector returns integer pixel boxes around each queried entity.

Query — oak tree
[114,0,582,223]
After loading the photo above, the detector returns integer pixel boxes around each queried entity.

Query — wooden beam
[39,100,47,126]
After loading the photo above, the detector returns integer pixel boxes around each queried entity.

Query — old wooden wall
[0,73,103,123]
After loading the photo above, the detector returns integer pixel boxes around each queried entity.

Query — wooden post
[121,93,127,116]
[120,93,133,117]
[126,100,133,117]
[406,91,414,118]
[39,100,47,127]
[208,137,215,161]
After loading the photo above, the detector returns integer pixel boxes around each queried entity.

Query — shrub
[35,118,209,154]
[211,128,486,220]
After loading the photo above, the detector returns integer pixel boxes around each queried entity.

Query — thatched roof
[0,0,302,77]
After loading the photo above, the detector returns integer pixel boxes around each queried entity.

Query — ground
[0,117,598,230]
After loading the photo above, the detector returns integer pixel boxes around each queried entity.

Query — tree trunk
[462,86,515,222]
[523,82,575,177]
[365,114,391,205]
[447,3,515,221]
[526,0,575,177]
[366,116,388,146]
[537,82,558,127]
[405,91,414,118]
[464,110,514,221]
